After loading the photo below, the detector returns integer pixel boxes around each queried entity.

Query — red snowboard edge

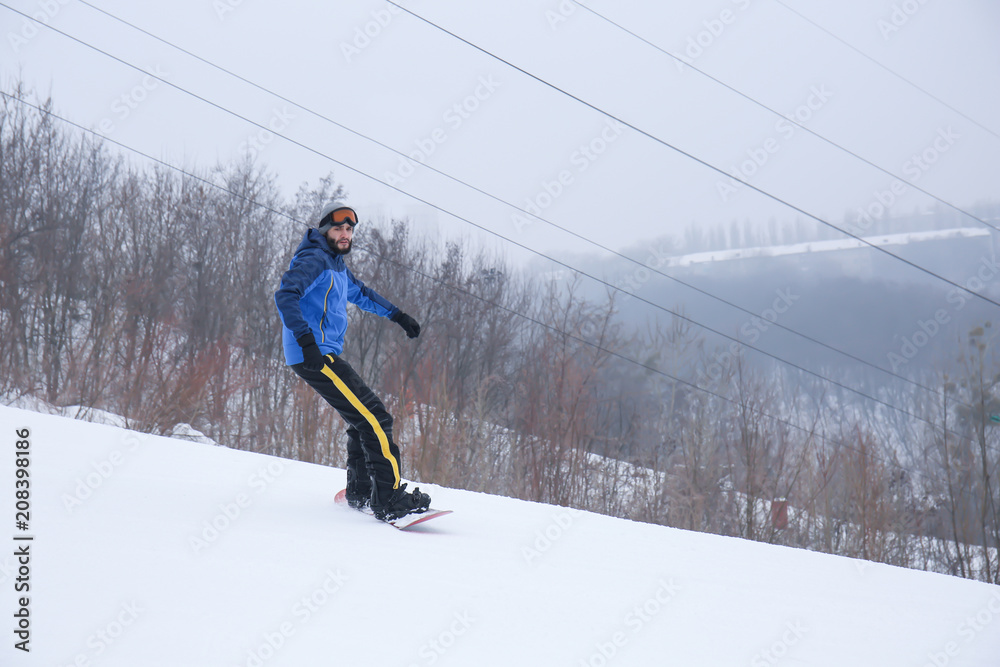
[334,488,452,530]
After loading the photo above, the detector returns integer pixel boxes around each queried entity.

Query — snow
[664,227,991,267]
[2,404,999,666]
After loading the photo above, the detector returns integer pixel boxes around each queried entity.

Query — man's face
[325,222,354,255]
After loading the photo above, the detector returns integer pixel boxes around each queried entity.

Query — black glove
[391,311,421,339]
[297,333,326,371]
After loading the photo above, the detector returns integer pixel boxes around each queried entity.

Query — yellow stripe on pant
[320,359,400,489]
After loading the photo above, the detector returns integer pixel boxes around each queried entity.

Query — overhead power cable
[383,0,1000,313]
[0,6,985,461]
[570,0,1000,234]
[71,0,979,406]
[0,88,972,480]
[770,0,1000,141]
[0,1,954,429]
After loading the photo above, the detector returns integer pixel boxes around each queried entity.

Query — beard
[328,238,352,255]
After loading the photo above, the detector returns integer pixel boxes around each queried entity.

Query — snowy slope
[663,227,992,267]
[2,405,999,667]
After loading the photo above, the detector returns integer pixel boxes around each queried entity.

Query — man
[274,203,430,521]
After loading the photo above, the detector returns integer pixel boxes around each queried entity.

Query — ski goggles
[319,206,358,230]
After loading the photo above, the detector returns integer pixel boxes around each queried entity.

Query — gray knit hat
[316,203,358,234]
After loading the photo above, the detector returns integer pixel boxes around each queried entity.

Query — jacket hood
[296,228,338,258]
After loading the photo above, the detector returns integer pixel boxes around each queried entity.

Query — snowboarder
[274,203,431,521]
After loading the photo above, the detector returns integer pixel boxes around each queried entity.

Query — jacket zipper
[319,272,335,344]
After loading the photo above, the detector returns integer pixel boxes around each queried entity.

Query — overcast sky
[2,0,998,265]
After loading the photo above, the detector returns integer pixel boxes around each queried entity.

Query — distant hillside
[552,218,998,380]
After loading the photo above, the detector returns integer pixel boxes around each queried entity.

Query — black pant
[292,354,401,498]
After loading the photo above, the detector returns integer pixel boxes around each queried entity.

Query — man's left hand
[391,311,421,339]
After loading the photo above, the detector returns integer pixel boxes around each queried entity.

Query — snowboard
[334,488,453,530]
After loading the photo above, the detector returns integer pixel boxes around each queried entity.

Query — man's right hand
[297,333,327,372]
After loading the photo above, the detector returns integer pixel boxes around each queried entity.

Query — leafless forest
[2,88,997,583]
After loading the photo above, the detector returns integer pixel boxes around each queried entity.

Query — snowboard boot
[345,467,372,510]
[371,483,431,522]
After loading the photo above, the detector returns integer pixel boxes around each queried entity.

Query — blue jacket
[275,229,398,365]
